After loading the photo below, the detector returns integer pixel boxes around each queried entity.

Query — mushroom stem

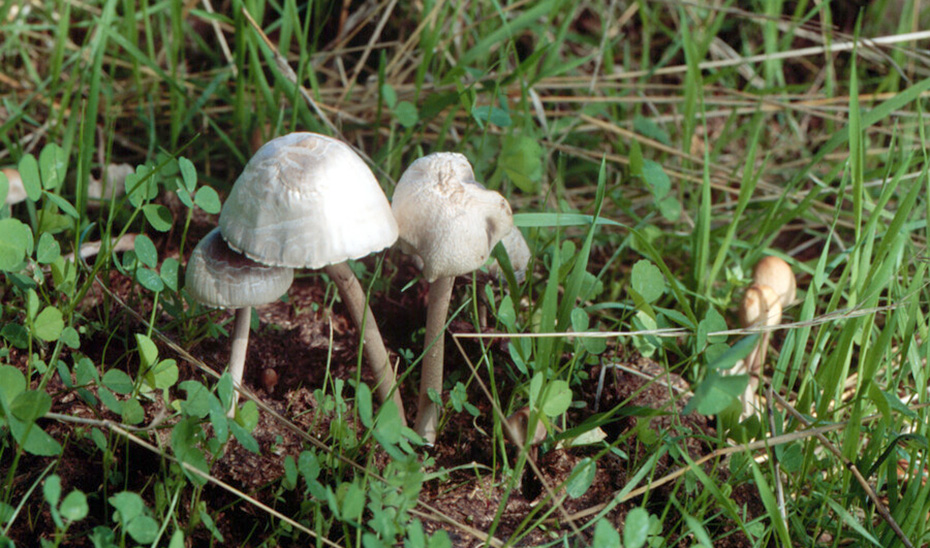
[227,306,251,418]
[324,262,407,426]
[414,275,455,444]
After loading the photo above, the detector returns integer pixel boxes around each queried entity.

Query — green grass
[2,0,930,546]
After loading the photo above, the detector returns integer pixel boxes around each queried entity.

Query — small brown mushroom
[753,255,796,308]
[2,168,27,205]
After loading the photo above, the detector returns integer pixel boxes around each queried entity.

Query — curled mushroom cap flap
[186,228,294,308]
[219,132,399,269]
[392,152,514,282]
[488,225,531,282]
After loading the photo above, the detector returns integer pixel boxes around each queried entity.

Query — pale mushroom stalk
[227,307,251,406]
[414,275,455,441]
[734,283,781,419]
[325,262,406,425]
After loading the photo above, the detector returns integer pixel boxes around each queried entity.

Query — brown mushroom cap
[739,283,782,329]
[504,407,547,447]
[185,227,294,308]
[392,152,514,282]
[219,132,398,269]
[752,256,796,308]
[2,168,27,205]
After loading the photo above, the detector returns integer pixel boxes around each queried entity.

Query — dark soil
[1,220,762,547]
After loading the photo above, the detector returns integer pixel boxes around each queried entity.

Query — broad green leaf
[7,415,61,456]
[623,507,651,548]
[178,157,197,192]
[168,529,185,548]
[633,115,671,146]
[357,383,373,428]
[180,381,212,418]
[229,420,260,453]
[394,101,419,128]
[148,359,178,390]
[143,204,173,232]
[707,335,759,371]
[160,257,179,292]
[683,372,749,415]
[631,260,666,304]
[0,365,27,411]
[641,160,670,200]
[39,143,67,190]
[43,475,62,507]
[36,233,61,264]
[0,218,34,271]
[471,105,511,127]
[11,389,52,422]
[237,399,259,430]
[135,334,159,369]
[341,481,365,522]
[59,490,89,523]
[17,154,41,201]
[658,195,680,221]
[44,192,79,219]
[33,306,64,342]
[541,380,572,417]
[498,135,542,193]
[109,492,144,523]
[565,457,596,498]
[102,369,134,395]
[194,186,221,214]
[121,398,145,425]
[137,267,164,291]
[592,519,620,548]
[134,234,158,268]
[381,83,397,108]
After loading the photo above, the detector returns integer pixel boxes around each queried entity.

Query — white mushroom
[185,228,294,416]
[218,132,407,424]
[392,152,514,443]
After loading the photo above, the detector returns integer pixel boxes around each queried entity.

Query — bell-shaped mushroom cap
[739,283,782,329]
[392,152,514,282]
[186,228,294,308]
[753,256,796,308]
[219,132,398,269]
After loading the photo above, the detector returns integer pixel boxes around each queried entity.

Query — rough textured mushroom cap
[739,283,782,329]
[219,132,398,269]
[753,255,796,307]
[392,152,514,282]
[2,168,27,205]
[186,228,294,308]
